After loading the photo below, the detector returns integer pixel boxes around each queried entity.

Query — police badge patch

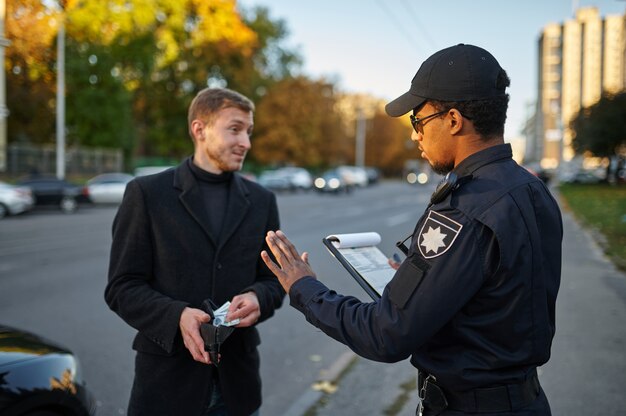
[417,211,463,259]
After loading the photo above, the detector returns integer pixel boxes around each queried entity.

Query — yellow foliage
[252,77,350,167]
[65,0,164,43]
[64,0,257,66]
[189,0,257,56]
[5,0,59,81]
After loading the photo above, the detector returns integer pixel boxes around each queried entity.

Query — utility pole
[56,10,65,179]
[0,0,9,173]
[355,107,366,167]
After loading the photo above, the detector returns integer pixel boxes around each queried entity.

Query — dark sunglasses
[409,110,447,134]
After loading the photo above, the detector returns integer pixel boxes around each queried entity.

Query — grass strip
[558,183,626,271]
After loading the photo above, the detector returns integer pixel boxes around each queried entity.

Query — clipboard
[322,232,396,301]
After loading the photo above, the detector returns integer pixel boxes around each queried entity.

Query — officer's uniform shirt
[288,144,563,391]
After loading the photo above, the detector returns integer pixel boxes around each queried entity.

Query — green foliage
[65,39,134,155]
[570,92,626,158]
[7,0,303,165]
[559,183,626,271]
[242,6,301,96]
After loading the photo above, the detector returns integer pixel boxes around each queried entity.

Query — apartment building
[529,7,625,168]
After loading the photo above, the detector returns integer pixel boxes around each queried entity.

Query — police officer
[261,44,562,415]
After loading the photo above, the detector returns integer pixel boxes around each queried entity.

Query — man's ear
[191,120,205,142]
[448,109,464,135]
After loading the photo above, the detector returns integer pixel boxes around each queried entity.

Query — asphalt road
[0,180,434,416]
[3,181,624,416]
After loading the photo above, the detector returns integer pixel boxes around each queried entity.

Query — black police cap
[385,44,507,117]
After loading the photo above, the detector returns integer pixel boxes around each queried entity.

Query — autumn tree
[6,0,300,167]
[570,92,626,180]
[5,0,58,144]
[63,1,300,161]
[251,76,351,169]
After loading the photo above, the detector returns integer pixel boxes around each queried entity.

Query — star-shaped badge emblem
[420,226,447,254]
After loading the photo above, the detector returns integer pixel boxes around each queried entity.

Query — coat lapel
[174,160,251,248]
[174,160,218,247]
[219,174,251,248]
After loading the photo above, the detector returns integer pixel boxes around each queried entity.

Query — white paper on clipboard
[324,232,395,299]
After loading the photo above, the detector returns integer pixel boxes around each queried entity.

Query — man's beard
[430,160,454,175]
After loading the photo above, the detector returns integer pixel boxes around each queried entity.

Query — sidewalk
[282,208,626,416]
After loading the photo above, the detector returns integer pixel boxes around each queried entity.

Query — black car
[16,176,91,213]
[314,169,352,194]
[0,324,96,415]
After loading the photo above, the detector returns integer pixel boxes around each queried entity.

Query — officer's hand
[227,291,260,327]
[388,253,402,270]
[179,307,213,365]
[261,230,316,294]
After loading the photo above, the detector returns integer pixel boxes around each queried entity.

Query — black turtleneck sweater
[188,158,232,242]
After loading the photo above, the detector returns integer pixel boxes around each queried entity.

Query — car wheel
[0,203,7,219]
[60,196,78,213]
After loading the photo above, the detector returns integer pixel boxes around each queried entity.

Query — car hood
[0,324,69,367]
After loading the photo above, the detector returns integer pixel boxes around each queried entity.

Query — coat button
[216,263,222,270]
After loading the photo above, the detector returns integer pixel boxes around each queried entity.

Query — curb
[281,349,357,416]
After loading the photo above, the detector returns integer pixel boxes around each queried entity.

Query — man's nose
[411,130,422,142]
[241,133,252,149]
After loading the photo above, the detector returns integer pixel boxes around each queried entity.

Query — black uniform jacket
[289,144,562,391]
[105,159,284,416]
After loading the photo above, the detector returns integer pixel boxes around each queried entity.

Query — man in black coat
[105,88,284,416]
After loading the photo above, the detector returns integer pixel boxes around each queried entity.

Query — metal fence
[5,144,123,178]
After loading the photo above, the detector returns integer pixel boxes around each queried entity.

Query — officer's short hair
[430,69,511,140]
[187,88,254,140]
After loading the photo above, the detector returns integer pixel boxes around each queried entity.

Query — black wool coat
[105,159,285,416]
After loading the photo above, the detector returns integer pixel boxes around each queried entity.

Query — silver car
[0,181,34,219]
[86,172,134,204]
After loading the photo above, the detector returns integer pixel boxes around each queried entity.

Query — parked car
[365,167,381,185]
[86,172,134,204]
[239,171,257,182]
[133,166,175,177]
[0,181,34,219]
[276,167,313,191]
[314,169,352,194]
[563,171,603,184]
[336,165,369,187]
[16,176,91,213]
[0,324,96,415]
[258,170,292,192]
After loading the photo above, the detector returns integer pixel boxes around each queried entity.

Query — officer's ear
[447,109,464,136]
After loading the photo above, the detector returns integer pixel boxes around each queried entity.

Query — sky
[237,0,626,141]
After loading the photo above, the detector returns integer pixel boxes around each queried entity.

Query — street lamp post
[0,0,9,173]
[355,107,366,167]
[56,13,65,179]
